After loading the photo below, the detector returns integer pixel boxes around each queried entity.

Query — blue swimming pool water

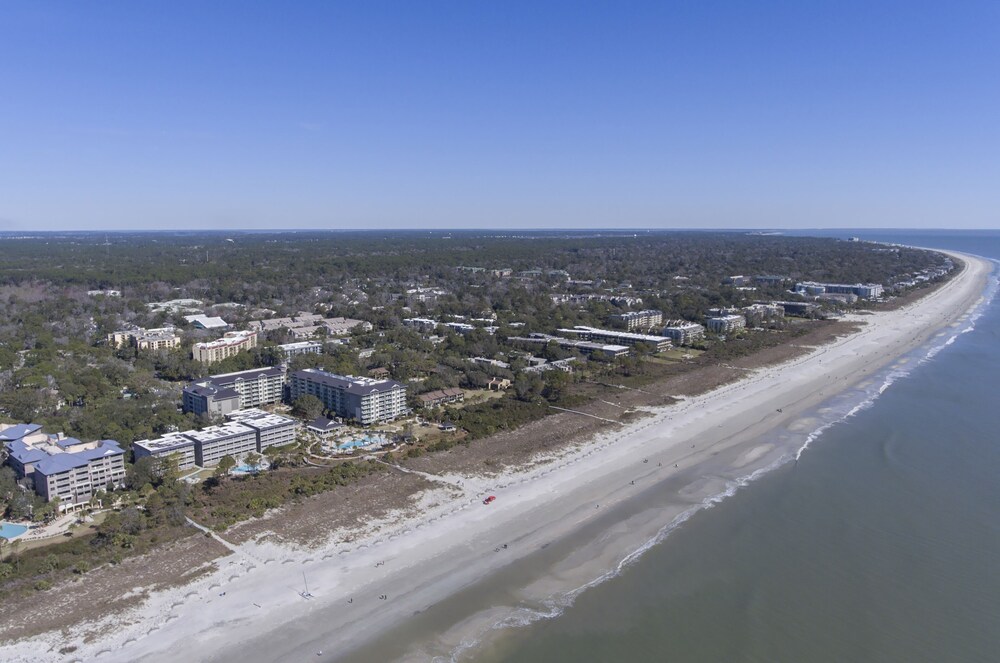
[339,435,388,449]
[231,463,266,474]
[0,522,28,540]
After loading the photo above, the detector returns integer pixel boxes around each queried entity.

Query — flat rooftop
[182,422,255,443]
[134,432,196,453]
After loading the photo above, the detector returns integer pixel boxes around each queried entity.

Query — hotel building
[182,366,285,416]
[288,369,408,425]
[706,314,747,334]
[609,310,664,331]
[661,321,706,345]
[556,326,672,352]
[133,431,199,471]
[192,330,258,364]
[107,327,181,352]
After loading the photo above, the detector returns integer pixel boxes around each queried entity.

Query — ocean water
[468,230,1000,663]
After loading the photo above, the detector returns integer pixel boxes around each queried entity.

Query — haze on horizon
[1,1,997,232]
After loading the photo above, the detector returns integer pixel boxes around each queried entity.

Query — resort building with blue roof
[2,423,127,510]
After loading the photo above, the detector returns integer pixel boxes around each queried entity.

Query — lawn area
[452,389,505,408]
[651,347,704,362]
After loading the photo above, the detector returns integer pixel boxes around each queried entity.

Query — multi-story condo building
[182,382,241,418]
[1,423,48,477]
[609,310,664,331]
[794,281,884,300]
[29,439,126,509]
[183,366,285,416]
[135,410,298,470]
[226,409,299,450]
[288,369,408,425]
[508,334,631,359]
[277,340,323,359]
[661,321,706,345]
[133,432,199,471]
[248,314,370,338]
[183,422,259,467]
[192,330,258,364]
[706,314,747,334]
[557,326,672,352]
[107,327,181,352]
[742,303,785,326]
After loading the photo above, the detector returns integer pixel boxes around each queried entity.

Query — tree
[126,456,158,491]
[214,455,236,479]
[5,492,32,520]
[244,452,262,474]
[292,394,324,420]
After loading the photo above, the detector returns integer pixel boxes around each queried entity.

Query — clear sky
[1,1,997,231]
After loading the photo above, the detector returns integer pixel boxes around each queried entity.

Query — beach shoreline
[0,250,991,663]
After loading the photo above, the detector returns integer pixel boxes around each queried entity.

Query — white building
[133,432,198,471]
[227,409,300,450]
[289,369,408,425]
[794,281,884,300]
[277,340,323,359]
[193,330,258,364]
[107,327,181,352]
[508,334,630,359]
[557,326,672,352]
[185,314,230,330]
[183,422,259,467]
[609,310,663,331]
[706,314,746,334]
[661,321,705,345]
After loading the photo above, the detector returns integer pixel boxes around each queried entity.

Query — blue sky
[1,1,997,230]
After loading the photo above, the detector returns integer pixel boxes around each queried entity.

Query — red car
[483,495,496,505]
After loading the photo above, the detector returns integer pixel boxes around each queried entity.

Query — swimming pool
[0,522,28,540]
[230,461,268,475]
[338,434,389,450]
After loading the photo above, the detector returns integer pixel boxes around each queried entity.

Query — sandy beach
[0,250,991,663]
